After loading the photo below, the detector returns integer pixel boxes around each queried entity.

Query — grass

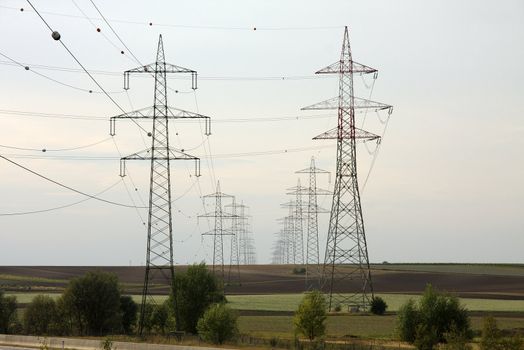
[238,315,524,340]
[227,293,524,313]
[8,292,524,313]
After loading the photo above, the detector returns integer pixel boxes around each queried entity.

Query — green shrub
[197,304,238,344]
[292,267,306,275]
[24,295,58,335]
[396,284,471,349]
[480,316,523,350]
[61,271,122,335]
[370,296,388,315]
[294,291,327,341]
[119,295,137,334]
[170,263,225,333]
[0,290,17,333]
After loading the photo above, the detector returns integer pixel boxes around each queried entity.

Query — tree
[0,290,17,334]
[120,296,138,334]
[24,295,58,335]
[480,316,523,350]
[62,271,122,335]
[150,301,175,335]
[197,304,238,344]
[293,291,327,341]
[397,299,419,343]
[170,263,225,333]
[396,284,471,349]
[370,296,388,315]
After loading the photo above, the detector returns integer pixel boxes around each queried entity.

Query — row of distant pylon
[272,157,331,289]
[199,181,257,286]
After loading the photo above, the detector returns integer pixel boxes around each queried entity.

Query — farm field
[1,264,524,297]
[6,292,524,313]
[2,264,524,342]
[238,315,524,339]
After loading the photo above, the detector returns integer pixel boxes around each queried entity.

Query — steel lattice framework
[295,157,330,289]
[199,181,236,280]
[109,35,211,334]
[302,27,392,310]
[224,199,244,285]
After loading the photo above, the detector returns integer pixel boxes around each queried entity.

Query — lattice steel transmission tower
[302,27,392,310]
[225,199,242,285]
[199,181,235,280]
[295,157,330,289]
[285,179,307,265]
[235,202,253,265]
[110,35,211,334]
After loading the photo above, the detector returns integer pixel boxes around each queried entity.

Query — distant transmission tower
[295,157,330,289]
[302,27,392,310]
[199,181,235,280]
[285,179,308,265]
[235,202,252,265]
[110,35,211,334]
[225,199,242,285]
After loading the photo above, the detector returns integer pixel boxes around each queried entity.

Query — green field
[238,315,524,339]
[226,293,524,313]
[8,292,524,313]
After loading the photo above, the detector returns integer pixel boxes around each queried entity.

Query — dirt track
[1,264,524,298]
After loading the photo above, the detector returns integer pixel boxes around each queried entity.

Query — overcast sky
[0,0,523,265]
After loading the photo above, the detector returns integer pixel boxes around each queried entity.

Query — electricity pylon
[285,179,307,265]
[199,181,235,280]
[280,195,307,265]
[233,201,250,265]
[110,35,211,334]
[224,199,243,285]
[302,26,392,310]
[295,157,331,289]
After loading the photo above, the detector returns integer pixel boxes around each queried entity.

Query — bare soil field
[1,264,523,300]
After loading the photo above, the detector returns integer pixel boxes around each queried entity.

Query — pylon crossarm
[124,63,198,90]
[119,148,200,177]
[198,212,238,218]
[110,106,211,136]
[301,96,391,111]
[201,230,234,236]
[313,126,380,142]
[316,60,377,75]
[125,62,196,75]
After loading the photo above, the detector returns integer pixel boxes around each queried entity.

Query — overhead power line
[0,108,334,123]
[0,179,123,216]
[5,5,341,31]
[0,144,335,161]
[0,153,147,209]
[25,0,148,135]
[0,60,334,81]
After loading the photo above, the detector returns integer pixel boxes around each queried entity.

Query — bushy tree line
[397,284,472,350]
[0,263,238,344]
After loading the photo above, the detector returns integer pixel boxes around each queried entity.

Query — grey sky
[0,0,523,265]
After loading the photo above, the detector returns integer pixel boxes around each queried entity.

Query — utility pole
[302,27,392,311]
[295,157,331,289]
[199,181,235,280]
[110,35,211,334]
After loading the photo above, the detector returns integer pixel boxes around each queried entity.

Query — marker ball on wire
[24,66,29,71]
[147,132,152,137]
[52,31,61,40]
[96,28,101,32]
